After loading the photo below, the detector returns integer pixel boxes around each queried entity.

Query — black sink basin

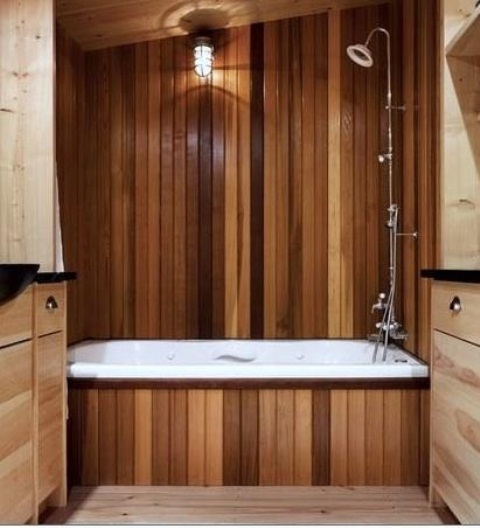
[0,264,40,305]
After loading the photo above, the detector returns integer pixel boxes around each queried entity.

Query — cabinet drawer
[34,283,66,337]
[0,288,32,349]
[432,331,480,523]
[432,282,480,346]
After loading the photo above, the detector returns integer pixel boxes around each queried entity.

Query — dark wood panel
[312,390,330,485]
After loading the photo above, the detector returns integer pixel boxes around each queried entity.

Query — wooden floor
[44,486,457,525]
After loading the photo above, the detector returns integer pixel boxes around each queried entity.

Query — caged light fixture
[193,36,214,78]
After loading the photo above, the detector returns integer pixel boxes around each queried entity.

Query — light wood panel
[67,387,425,487]
[0,341,34,524]
[0,0,56,270]
[442,0,480,268]
[36,332,65,503]
[0,287,33,348]
[46,486,455,525]
[56,0,388,51]
[432,331,480,523]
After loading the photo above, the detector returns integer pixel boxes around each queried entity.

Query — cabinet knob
[45,296,58,311]
[449,296,462,314]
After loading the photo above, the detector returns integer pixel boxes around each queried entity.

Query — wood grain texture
[0,0,55,270]
[56,0,387,51]
[432,330,480,523]
[57,3,438,351]
[68,387,426,487]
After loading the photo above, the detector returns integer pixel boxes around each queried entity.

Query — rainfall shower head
[346,43,374,67]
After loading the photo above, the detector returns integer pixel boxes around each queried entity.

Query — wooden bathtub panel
[67,387,425,487]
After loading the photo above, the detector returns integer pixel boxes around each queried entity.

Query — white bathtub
[67,339,428,379]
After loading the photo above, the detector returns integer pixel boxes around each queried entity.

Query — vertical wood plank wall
[56,1,439,488]
[58,4,398,342]
[68,387,426,487]
[0,0,56,270]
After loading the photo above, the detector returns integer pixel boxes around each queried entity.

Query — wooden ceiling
[56,0,389,50]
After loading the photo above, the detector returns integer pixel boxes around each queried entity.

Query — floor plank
[44,486,457,525]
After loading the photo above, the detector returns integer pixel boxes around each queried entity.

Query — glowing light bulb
[193,36,214,78]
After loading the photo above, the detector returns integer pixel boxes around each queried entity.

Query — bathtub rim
[68,376,429,390]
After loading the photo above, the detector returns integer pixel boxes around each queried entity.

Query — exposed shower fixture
[347,27,416,361]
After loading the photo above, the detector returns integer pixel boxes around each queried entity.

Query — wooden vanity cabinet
[431,282,480,524]
[0,283,68,524]
[0,288,35,524]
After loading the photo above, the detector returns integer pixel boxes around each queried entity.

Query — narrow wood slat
[240,390,259,485]
[258,390,277,485]
[81,390,99,486]
[365,390,384,485]
[98,390,117,484]
[250,23,265,339]
[134,42,149,337]
[294,390,312,485]
[401,389,420,485]
[159,38,175,338]
[327,10,342,338]
[347,390,366,485]
[187,390,206,485]
[147,41,162,337]
[383,390,402,485]
[205,390,223,485]
[169,390,188,485]
[211,30,226,339]
[276,390,295,484]
[173,36,187,339]
[116,389,134,484]
[223,390,241,485]
[152,390,170,485]
[236,25,252,338]
[263,22,278,339]
[330,390,348,485]
[134,390,153,485]
[312,390,330,485]
[300,16,316,338]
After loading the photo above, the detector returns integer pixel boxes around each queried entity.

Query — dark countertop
[421,269,480,284]
[35,271,77,283]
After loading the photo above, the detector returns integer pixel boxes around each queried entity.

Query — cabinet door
[37,332,65,503]
[432,330,480,523]
[0,341,34,524]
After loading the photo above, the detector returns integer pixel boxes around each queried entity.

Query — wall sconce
[193,36,214,78]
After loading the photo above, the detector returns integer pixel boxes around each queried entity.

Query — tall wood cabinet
[430,281,480,524]
[0,282,67,524]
